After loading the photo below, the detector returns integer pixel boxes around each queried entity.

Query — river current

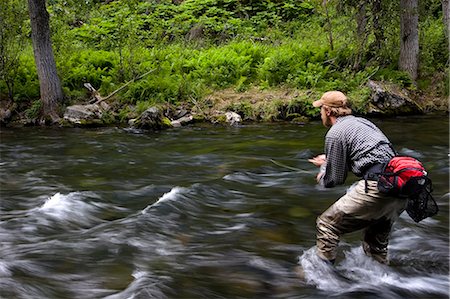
[0,116,448,298]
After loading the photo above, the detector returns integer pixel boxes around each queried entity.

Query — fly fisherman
[308,91,407,265]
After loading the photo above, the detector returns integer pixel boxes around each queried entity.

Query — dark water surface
[1,116,448,299]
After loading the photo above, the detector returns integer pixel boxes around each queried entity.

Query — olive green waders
[316,180,407,264]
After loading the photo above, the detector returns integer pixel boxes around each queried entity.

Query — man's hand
[309,154,326,184]
[308,154,326,167]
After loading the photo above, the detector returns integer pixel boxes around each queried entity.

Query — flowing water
[0,116,448,299]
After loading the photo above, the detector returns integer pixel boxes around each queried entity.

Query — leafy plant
[25,100,42,120]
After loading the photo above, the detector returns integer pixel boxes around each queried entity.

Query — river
[0,115,448,299]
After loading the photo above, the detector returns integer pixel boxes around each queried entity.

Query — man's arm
[321,137,348,187]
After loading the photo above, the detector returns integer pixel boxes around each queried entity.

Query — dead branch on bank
[84,68,156,104]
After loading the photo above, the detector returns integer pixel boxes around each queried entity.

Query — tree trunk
[353,0,368,70]
[372,0,383,51]
[323,0,334,51]
[443,0,449,56]
[27,0,64,122]
[399,0,419,82]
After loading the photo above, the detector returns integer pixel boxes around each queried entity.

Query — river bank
[1,80,448,128]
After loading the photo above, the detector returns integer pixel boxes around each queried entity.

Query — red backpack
[378,156,426,195]
[377,156,438,222]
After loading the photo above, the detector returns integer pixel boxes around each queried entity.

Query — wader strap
[363,163,385,193]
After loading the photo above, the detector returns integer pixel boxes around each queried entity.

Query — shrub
[11,53,40,101]
[59,50,119,96]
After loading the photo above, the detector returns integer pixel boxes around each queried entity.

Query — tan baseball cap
[313,91,348,108]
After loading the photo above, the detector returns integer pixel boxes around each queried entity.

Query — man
[308,90,406,265]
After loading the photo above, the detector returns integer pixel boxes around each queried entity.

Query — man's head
[313,91,352,127]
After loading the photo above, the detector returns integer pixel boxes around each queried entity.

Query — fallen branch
[84,68,156,104]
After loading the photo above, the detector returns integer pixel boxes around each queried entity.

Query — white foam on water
[343,247,449,294]
[142,187,187,214]
[132,270,147,279]
[208,223,247,235]
[38,192,94,218]
[299,247,352,291]
[299,246,449,296]
[33,192,104,226]
[223,172,254,184]
[104,269,168,299]
[0,261,12,277]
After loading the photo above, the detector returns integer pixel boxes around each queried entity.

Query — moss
[213,114,227,123]
[291,116,310,123]
[100,111,116,125]
[161,117,173,128]
[59,119,74,127]
[192,114,207,122]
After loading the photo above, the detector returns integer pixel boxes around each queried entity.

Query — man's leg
[316,204,369,262]
[362,217,393,264]
[316,180,402,264]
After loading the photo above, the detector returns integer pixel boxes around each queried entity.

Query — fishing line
[224,154,314,173]
[269,159,313,173]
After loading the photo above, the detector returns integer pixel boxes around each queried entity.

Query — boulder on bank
[225,111,242,126]
[0,107,12,124]
[129,107,172,130]
[63,102,110,126]
[367,80,423,115]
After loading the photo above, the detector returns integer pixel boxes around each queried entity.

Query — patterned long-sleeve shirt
[320,115,395,188]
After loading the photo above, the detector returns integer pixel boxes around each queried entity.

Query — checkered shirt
[321,115,395,188]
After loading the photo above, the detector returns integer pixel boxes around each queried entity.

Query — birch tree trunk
[399,0,419,82]
[28,0,63,122]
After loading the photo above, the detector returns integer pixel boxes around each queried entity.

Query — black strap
[363,163,385,193]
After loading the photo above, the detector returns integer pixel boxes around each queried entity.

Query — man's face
[320,106,332,128]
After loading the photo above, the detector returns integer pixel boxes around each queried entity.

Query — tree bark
[323,0,334,51]
[443,0,449,56]
[27,0,64,122]
[372,0,383,51]
[353,0,368,70]
[399,0,419,82]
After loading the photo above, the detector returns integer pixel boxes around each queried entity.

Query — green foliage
[0,0,29,100]
[226,101,254,120]
[347,87,372,114]
[187,44,254,88]
[59,50,119,97]
[100,111,116,125]
[25,100,42,120]
[6,52,40,101]
[135,100,154,115]
[5,0,448,117]
[419,18,448,76]
[124,73,183,104]
[372,68,413,88]
[286,93,321,118]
